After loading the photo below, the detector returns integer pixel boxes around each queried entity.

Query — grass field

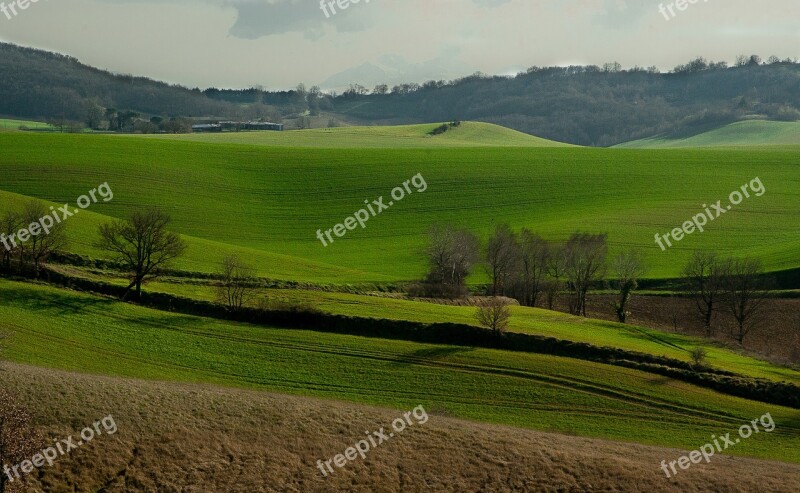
[1,279,799,463]
[0,131,798,282]
[0,117,51,130]
[616,121,800,148]
[147,122,573,148]
[84,274,795,384]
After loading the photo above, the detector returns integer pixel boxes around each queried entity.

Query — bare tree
[0,212,22,275]
[18,201,67,278]
[563,233,608,316]
[0,387,41,493]
[720,257,770,345]
[97,209,186,300]
[424,224,480,296]
[217,255,256,312]
[475,298,512,335]
[611,249,646,323]
[683,251,723,335]
[486,224,520,296]
[544,244,567,310]
[517,229,549,307]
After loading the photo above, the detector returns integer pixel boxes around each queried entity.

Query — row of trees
[683,251,771,345]
[1,202,67,278]
[419,225,622,318]
[1,203,255,312]
[420,224,773,344]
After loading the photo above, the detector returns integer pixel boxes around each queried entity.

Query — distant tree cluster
[1,201,67,278]
[4,42,800,145]
[418,225,775,343]
[416,225,642,321]
[683,251,772,345]
[331,55,800,146]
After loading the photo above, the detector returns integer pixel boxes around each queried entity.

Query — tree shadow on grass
[1,285,116,315]
[393,346,475,367]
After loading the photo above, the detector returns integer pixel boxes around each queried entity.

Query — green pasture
[145,122,572,148]
[0,131,797,282]
[616,121,800,148]
[1,279,798,463]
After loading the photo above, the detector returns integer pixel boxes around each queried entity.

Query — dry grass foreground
[2,363,799,492]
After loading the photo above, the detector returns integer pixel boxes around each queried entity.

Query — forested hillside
[2,42,799,145]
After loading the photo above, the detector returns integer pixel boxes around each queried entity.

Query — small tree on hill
[475,298,512,335]
[423,224,480,297]
[97,209,186,301]
[611,249,646,323]
[0,212,22,275]
[217,255,256,312]
[18,200,67,278]
[683,251,723,335]
[720,257,770,346]
[563,233,608,316]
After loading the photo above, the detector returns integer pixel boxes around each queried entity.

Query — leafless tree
[217,255,256,312]
[683,251,724,335]
[611,249,646,323]
[18,201,67,278]
[475,298,512,335]
[424,224,480,295]
[516,229,550,307]
[563,233,608,316]
[544,244,567,310]
[720,257,770,345]
[0,212,22,275]
[97,209,186,300]
[486,224,520,296]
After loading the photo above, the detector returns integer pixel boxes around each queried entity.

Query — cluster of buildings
[191,121,284,133]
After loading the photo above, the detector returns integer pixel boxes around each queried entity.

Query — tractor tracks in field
[8,297,798,437]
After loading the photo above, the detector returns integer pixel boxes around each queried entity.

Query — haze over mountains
[1,42,800,146]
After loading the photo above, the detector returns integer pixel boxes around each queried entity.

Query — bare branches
[563,233,608,317]
[97,209,186,300]
[720,257,770,345]
[683,251,724,334]
[423,224,480,297]
[216,255,256,312]
[475,298,513,335]
[612,249,646,323]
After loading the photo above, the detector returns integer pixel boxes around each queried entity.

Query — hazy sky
[0,0,797,90]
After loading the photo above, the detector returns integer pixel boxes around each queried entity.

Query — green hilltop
[145,121,574,148]
[616,120,800,148]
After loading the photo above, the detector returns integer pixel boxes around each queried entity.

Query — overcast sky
[0,0,797,90]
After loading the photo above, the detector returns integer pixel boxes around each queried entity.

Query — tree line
[416,224,773,345]
[3,42,800,145]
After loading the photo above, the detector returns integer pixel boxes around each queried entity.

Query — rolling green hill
[146,122,573,148]
[87,275,796,384]
[616,121,800,148]
[0,132,798,281]
[0,117,52,130]
[2,279,798,463]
